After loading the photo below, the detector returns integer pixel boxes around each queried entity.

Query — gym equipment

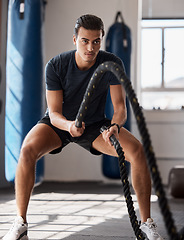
[103,11,131,179]
[168,166,184,198]
[75,61,184,240]
[106,11,131,79]
[5,0,45,183]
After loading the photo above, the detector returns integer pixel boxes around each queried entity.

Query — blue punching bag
[5,0,45,183]
[103,11,132,179]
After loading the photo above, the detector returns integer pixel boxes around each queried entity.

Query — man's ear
[73,34,77,45]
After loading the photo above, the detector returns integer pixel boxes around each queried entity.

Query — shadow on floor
[0,181,183,240]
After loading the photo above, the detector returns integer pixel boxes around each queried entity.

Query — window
[141,19,184,110]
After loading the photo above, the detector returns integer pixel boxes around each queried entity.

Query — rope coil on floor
[75,61,184,240]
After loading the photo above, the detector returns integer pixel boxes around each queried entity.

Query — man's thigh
[92,127,141,161]
[21,123,62,159]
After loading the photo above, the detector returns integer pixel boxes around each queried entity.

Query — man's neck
[75,52,96,71]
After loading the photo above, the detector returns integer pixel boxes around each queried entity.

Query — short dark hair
[74,14,105,37]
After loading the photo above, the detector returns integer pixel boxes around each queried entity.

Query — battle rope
[100,125,145,240]
[75,61,184,240]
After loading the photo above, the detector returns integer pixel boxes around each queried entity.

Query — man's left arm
[110,84,127,127]
[102,84,127,145]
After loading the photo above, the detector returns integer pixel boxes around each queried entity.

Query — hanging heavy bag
[5,0,45,183]
[102,11,132,179]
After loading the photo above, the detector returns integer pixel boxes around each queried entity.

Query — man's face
[73,27,103,67]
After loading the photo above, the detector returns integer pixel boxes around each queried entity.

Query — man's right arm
[46,89,85,137]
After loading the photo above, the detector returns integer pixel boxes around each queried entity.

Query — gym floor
[0,181,183,239]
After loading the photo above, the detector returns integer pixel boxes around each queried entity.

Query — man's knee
[131,140,145,164]
[19,144,38,167]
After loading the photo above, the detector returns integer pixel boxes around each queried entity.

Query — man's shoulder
[46,50,75,76]
[49,50,75,65]
[98,50,123,65]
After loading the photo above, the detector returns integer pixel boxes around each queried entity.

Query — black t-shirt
[45,50,124,126]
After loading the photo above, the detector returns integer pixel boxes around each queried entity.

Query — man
[3,14,163,240]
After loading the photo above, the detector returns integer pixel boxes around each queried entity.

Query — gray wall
[44,0,184,184]
[0,0,10,188]
[134,0,184,184]
[1,0,184,186]
[142,0,184,18]
[43,0,141,182]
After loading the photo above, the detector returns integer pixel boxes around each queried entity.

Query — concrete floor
[0,181,183,240]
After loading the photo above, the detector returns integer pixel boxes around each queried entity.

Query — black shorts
[38,116,111,155]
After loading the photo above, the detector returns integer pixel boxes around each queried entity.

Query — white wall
[43,0,184,185]
[43,0,141,182]
[133,0,184,185]
[132,111,184,184]
[142,0,184,18]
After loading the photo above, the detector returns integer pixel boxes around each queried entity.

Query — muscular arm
[110,84,127,127]
[46,90,85,137]
[102,84,127,145]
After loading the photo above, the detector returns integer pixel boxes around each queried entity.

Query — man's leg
[15,123,62,223]
[92,127,151,223]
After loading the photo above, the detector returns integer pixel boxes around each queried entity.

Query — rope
[100,126,144,240]
[75,61,184,240]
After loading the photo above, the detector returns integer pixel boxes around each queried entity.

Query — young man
[3,14,163,240]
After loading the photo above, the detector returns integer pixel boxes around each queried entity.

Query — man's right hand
[68,121,85,137]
